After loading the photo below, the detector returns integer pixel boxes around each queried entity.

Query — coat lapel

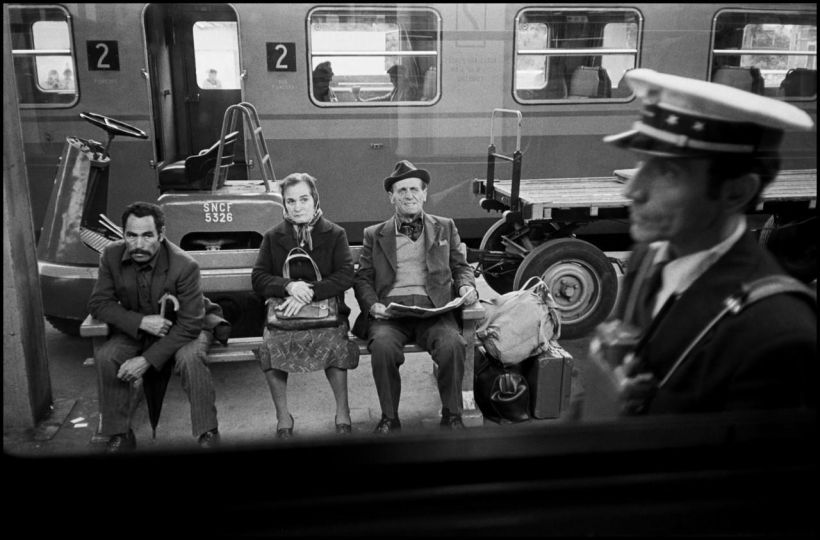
[377,217,398,273]
[643,232,762,378]
[423,213,441,253]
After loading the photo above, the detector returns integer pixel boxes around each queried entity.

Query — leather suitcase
[522,345,573,419]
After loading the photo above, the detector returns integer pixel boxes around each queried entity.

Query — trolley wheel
[759,215,817,283]
[478,218,523,294]
[513,238,617,339]
[45,316,81,336]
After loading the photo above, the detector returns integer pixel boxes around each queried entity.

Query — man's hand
[117,356,150,383]
[276,296,308,318]
[370,303,391,320]
[140,314,173,337]
[614,364,657,414]
[458,285,478,305]
[286,281,314,304]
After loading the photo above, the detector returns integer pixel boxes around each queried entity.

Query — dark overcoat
[87,239,225,369]
[251,216,354,319]
[614,231,816,414]
[352,213,476,338]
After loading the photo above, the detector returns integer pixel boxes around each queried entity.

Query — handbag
[266,247,340,330]
[474,346,531,423]
[476,276,561,366]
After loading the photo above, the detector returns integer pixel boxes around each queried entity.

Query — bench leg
[90,336,108,444]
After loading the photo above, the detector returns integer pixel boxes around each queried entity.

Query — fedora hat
[383,160,430,192]
[604,69,814,157]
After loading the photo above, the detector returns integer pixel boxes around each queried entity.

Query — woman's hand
[277,296,308,318]
[286,281,314,303]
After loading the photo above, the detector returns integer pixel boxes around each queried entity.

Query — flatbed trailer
[470,110,817,338]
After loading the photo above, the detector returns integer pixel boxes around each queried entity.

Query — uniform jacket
[615,231,816,414]
[251,216,354,318]
[87,239,227,370]
[352,213,476,338]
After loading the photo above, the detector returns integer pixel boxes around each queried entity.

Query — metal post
[486,143,496,199]
[511,149,522,213]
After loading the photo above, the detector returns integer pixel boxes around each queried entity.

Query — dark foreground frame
[6,408,816,536]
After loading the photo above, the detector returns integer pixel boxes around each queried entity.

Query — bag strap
[658,275,816,388]
[283,247,322,281]
[519,276,546,292]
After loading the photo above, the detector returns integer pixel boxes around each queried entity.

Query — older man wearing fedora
[586,69,816,416]
[353,160,478,433]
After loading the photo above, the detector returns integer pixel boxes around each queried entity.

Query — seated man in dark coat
[88,202,228,452]
[353,160,478,433]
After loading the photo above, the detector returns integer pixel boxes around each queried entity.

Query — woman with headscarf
[252,173,358,438]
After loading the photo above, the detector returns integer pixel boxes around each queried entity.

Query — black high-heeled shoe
[276,413,294,439]
[335,415,352,434]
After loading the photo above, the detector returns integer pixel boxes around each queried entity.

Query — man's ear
[720,173,760,213]
[159,225,167,241]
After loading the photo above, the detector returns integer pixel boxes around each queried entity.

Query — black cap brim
[604,129,716,158]
[384,170,430,191]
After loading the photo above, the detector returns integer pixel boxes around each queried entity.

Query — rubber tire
[478,218,522,294]
[46,316,82,336]
[513,238,617,339]
[758,215,817,284]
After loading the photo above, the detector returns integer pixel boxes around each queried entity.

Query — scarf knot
[284,208,322,250]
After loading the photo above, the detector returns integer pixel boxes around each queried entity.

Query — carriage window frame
[710,9,817,101]
[9,4,79,109]
[513,7,643,104]
[306,6,441,107]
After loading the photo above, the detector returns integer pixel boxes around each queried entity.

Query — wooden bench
[80,245,486,412]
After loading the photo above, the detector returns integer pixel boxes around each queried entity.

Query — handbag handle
[283,247,323,281]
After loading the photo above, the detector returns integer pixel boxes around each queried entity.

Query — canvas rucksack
[476,277,562,366]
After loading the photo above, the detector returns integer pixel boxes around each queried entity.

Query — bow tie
[398,218,423,241]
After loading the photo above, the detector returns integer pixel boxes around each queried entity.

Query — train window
[192,21,241,90]
[514,8,642,103]
[9,5,78,108]
[307,7,441,106]
[711,10,817,99]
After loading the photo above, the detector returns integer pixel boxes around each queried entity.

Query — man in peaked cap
[586,69,816,416]
[353,160,478,433]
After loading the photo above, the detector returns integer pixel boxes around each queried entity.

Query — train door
[143,3,246,175]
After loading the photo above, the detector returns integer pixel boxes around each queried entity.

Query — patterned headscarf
[284,207,323,251]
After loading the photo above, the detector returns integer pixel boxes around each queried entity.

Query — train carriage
[9,3,815,337]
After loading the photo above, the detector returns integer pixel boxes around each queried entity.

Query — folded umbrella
[142,292,179,439]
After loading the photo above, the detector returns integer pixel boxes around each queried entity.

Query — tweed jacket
[614,231,816,414]
[87,239,225,370]
[251,216,354,318]
[352,213,476,338]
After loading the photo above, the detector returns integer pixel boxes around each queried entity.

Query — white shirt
[649,216,747,316]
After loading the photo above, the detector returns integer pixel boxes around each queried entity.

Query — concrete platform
[4,277,593,456]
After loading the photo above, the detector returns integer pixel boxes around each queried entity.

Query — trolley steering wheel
[79,112,148,140]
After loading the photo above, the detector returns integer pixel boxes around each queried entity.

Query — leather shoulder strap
[658,275,815,388]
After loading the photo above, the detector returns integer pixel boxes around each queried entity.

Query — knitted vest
[387,234,428,297]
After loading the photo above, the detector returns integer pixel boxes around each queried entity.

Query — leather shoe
[440,411,466,430]
[105,430,136,453]
[335,423,353,434]
[197,428,220,448]
[277,414,295,439]
[373,415,401,434]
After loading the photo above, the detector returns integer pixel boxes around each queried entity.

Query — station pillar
[3,16,52,429]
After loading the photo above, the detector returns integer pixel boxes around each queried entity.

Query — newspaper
[385,292,470,318]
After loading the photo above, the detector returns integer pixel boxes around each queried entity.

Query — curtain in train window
[514,9,641,102]
[9,5,78,107]
[711,11,816,99]
[307,7,441,106]
[192,21,241,90]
